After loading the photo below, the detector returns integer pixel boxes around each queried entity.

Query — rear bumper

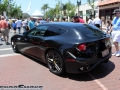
[65,52,112,73]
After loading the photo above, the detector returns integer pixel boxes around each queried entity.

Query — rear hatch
[73,24,111,58]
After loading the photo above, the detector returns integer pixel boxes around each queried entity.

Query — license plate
[102,49,109,57]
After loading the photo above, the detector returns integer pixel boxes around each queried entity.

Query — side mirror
[23,32,27,36]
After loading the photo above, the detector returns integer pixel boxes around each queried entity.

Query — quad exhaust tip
[80,66,91,71]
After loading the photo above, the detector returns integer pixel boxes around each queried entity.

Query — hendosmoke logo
[0,85,43,89]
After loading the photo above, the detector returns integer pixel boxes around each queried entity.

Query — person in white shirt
[22,19,27,32]
[35,19,40,26]
[88,17,93,25]
[15,18,22,34]
[92,15,102,29]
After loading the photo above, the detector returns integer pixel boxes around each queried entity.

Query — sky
[15,0,87,15]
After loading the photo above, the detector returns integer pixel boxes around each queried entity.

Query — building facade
[76,0,120,25]
[98,0,120,25]
[76,0,100,23]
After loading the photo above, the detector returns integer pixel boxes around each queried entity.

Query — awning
[98,0,120,6]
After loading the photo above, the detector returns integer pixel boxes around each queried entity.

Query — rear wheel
[46,50,65,75]
[11,39,19,53]
[104,59,109,63]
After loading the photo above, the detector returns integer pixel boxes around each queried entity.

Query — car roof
[40,22,84,27]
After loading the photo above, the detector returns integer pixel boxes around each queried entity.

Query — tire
[11,39,19,53]
[104,59,109,63]
[46,50,65,75]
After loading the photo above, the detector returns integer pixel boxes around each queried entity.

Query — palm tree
[62,4,67,16]
[46,8,55,19]
[66,0,76,21]
[54,1,61,18]
[41,4,49,18]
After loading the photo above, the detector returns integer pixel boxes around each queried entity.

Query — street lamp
[77,0,81,16]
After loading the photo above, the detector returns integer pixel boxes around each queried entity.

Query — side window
[28,26,48,36]
[37,26,48,36]
[44,26,60,36]
[58,28,67,35]
[28,28,37,36]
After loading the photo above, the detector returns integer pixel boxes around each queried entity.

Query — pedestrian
[88,17,93,25]
[22,19,27,32]
[35,19,40,26]
[15,18,22,34]
[108,9,120,57]
[6,19,11,30]
[0,16,4,41]
[0,16,1,41]
[62,18,66,22]
[106,20,112,34]
[0,16,10,45]
[28,17,35,30]
[92,15,102,29]
[11,20,17,34]
[73,16,85,23]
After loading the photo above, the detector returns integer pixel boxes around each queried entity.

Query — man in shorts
[0,16,9,45]
[108,9,120,57]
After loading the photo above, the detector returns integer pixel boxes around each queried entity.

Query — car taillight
[77,44,86,51]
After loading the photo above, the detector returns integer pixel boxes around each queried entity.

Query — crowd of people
[0,9,120,57]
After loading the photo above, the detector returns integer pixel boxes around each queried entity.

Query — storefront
[98,0,120,25]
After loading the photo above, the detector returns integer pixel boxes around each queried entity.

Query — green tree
[41,4,49,18]
[66,0,76,21]
[46,8,55,18]
[87,0,95,17]
[0,0,22,18]
[62,3,67,16]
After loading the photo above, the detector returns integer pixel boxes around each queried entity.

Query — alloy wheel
[46,50,65,75]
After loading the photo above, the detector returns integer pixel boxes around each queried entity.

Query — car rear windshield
[74,24,106,39]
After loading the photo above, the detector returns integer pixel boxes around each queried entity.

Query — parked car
[11,22,112,75]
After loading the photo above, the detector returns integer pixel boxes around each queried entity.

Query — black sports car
[11,22,112,75]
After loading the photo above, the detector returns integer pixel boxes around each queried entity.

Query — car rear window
[74,24,106,39]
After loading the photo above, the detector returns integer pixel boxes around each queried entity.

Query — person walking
[11,20,17,34]
[35,19,40,26]
[15,18,22,34]
[92,15,102,29]
[108,9,120,57]
[88,17,93,25]
[106,20,112,34]
[0,16,10,45]
[22,19,27,32]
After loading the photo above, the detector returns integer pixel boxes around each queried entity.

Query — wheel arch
[45,48,66,67]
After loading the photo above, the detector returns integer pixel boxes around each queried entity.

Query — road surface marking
[0,54,20,57]
[0,48,12,51]
[88,73,108,90]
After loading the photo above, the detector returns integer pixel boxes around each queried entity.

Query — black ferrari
[11,22,112,75]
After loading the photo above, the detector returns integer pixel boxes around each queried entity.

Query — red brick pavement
[0,46,119,90]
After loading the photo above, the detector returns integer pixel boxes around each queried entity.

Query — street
[0,29,120,90]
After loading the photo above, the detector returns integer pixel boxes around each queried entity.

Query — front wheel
[46,50,65,75]
[11,39,19,53]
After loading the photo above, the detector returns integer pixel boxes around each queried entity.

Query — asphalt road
[0,29,25,55]
[0,30,15,55]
